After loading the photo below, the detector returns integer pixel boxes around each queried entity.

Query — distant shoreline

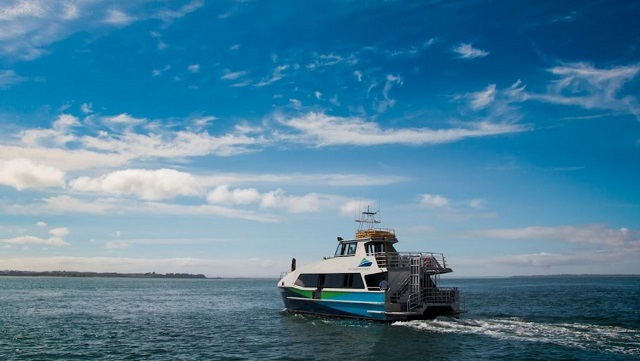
[509,274,640,278]
[0,270,209,279]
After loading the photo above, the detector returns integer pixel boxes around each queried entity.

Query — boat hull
[279,286,462,322]
[279,287,388,321]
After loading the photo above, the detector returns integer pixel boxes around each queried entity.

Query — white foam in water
[393,318,640,356]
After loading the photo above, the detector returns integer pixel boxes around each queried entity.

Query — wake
[394,317,640,356]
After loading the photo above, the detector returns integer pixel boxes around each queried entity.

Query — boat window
[323,273,365,289]
[365,272,387,289]
[335,242,357,256]
[294,273,319,288]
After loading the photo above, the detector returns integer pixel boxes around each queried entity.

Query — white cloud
[289,98,302,108]
[207,185,338,214]
[420,194,449,207]
[100,113,145,128]
[260,189,327,213]
[531,62,640,119]
[0,0,44,19]
[143,202,280,222]
[453,43,490,59]
[1,226,70,246]
[354,70,363,82]
[20,114,80,147]
[188,64,199,73]
[105,241,130,250]
[70,168,202,200]
[0,144,130,172]
[40,195,120,214]
[469,199,484,208]
[339,199,376,217]
[49,227,69,238]
[0,158,65,190]
[5,194,280,223]
[197,172,407,188]
[471,224,639,248]
[81,102,93,114]
[1,112,267,172]
[276,112,528,147]
[36,221,47,227]
[104,9,136,25]
[206,185,261,206]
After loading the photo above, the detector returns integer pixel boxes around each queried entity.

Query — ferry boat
[277,208,463,322]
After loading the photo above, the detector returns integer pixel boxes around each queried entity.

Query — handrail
[373,252,448,271]
[407,287,459,312]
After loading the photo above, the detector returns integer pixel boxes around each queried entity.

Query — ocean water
[0,276,638,360]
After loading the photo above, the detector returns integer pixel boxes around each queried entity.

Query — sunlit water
[1,276,638,360]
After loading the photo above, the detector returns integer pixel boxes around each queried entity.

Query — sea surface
[1,276,638,360]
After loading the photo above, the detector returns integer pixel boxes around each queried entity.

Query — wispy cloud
[221,70,248,80]
[104,9,136,25]
[0,1,203,60]
[275,112,528,147]
[306,53,357,70]
[453,43,490,59]
[376,74,403,113]
[386,38,437,58]
[471,224,639,248]
[530,62,640,120]
[454,246,640,275]
[552,11,579,23]
[5,194,281,223]
[0,112,267,172]
[150,31,167,49]
[452,80,528,126]
[469,84,497,110]
[255,65,289,87]
[0,70,26,89]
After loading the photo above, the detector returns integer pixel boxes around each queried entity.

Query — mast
[355,206,394,239]
[355,206,380,232]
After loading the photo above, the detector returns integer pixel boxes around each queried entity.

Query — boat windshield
[365,242,385,255]
[335,242,357,256]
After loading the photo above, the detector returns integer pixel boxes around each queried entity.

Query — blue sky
[1,0,639,277]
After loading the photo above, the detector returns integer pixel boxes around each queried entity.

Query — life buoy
[422,257,431,267]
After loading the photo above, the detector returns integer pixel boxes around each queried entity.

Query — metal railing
[371,252,447,270]
[407,287,459,312]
